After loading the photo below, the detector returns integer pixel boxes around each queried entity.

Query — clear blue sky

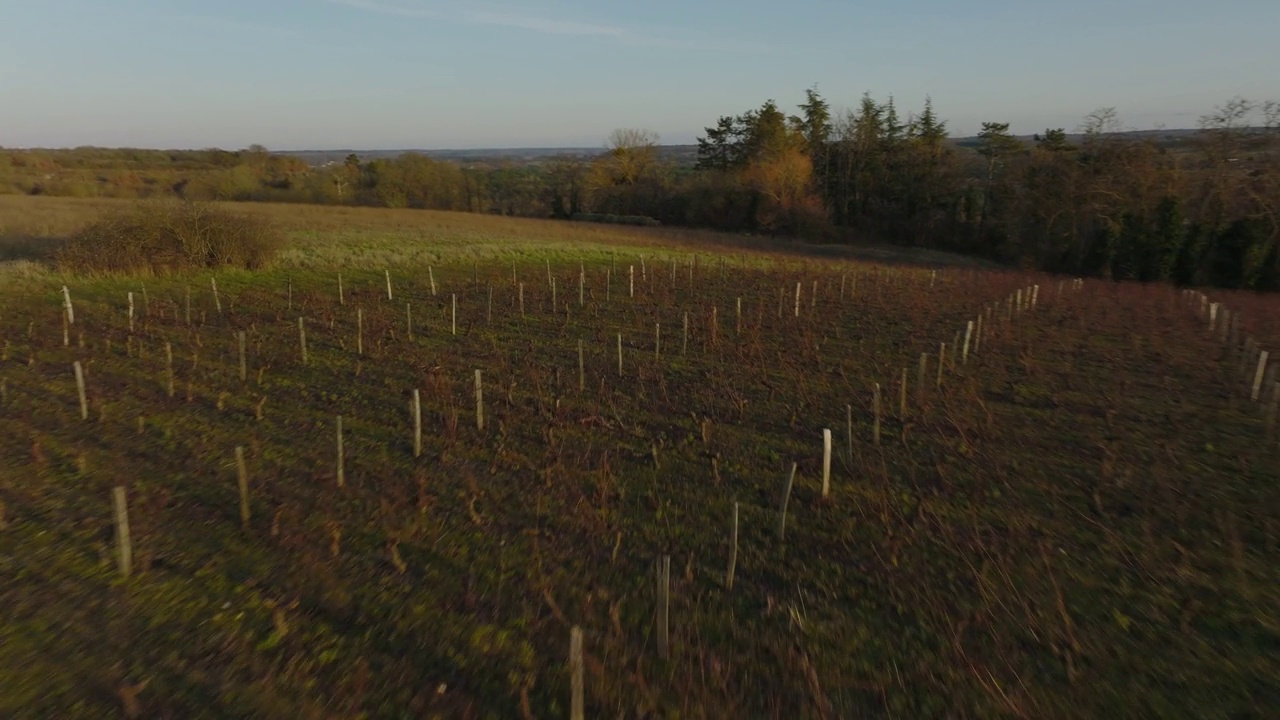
[1,0,1276,150]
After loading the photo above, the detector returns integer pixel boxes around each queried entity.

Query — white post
[338,273,344,305]
[794,282,801,318]
[629,266,634,298]
[127,292,135,333]
[385,269,393,301]
[429,266,437,296]
[211,278,221,314]
[962,321,974,364]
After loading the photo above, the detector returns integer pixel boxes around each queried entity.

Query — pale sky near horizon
[1,0,1276,150]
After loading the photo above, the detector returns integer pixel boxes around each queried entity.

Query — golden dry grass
[0,195,989,286]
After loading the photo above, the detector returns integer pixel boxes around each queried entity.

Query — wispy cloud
[327,0,437,20]
[329,0,626,38]
[461,11,624,37]
[181,14,303,39]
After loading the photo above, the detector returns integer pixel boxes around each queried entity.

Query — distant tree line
[3,93,1277,288]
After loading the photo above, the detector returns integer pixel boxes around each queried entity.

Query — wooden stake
[385,269,393,301]
[726,502,739,590]
[357,308,364,355]
[336,415,345,487]
[872,383,881,445]
[451,294,457,336]
[917,353,928,406]
[899,367,908,419]
[578,339,585,393]
[570,626,584,720]
[412,389,422,458]
[1252,350,1270,401]
[794,282,801,318]
[112,486,131,578]
[429,266,436,296]
[127,292,135,333]
[962,321,974,365]
[846,404,853,463]
[822,428,832,499]
[937,343,946,388]
[654,322,661,358]
[211,278,221,315]
[338,273,344,305]
[629,266,634,298]
[298,317,308,365]
[238,331,247,383]
[236,446,250,528]
[579,270,585,307]
[165,342,175,398]
[406,303,413,340]
[475,370,484,431]
[656,555,670,660]
[74,361,88,421]
[617,333,623,377]
[778,462,797,542]
[62,286,74,324]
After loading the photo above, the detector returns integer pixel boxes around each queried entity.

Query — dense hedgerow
[56,201,283,274]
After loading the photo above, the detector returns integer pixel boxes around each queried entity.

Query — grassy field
[0,197,1276,718]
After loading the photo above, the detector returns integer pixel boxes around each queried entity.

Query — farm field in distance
[0,197,1277,718]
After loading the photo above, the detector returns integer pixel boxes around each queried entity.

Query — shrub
[56,201,283,274]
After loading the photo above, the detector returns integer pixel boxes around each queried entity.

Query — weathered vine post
[298,318,308,365]
[451,294,457,336]
[165,342,175,398]
[475,370,485,431]
[112,487,132,578]
[62,286,74,324]
[962,321,974,365]
[872,383,882,445]
[917,353,928,406]
[412,389,422,458]
[338,273,344,305]
[236,446,250,528]
[629,266,635,298]
[237,331,247,383]
[357,308,364,355]
[1252,351,1271,402]
[822,428,832,499]
[656,555,670,660]
[569,626,584,720]
[794,282,802,318]
[74,361,88,421]
[578,340,585,393]
[211,278,222,315]
[778,462,797,541]
[128,292,135,333]
[937,343,946,389]
[429,266,437,296]
[726,502,739,590]
[406,303,413,340]
[899,368,909,419]
[385,269,393,301]
[335,416,345,487]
